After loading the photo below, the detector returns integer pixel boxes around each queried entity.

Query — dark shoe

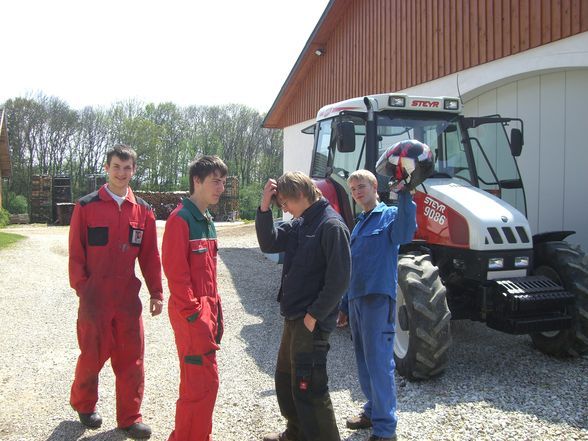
[346,413,372,430]
[262,431,295,441]
[120,422,152,439]
[367,435,397,441]
[78,411,102,429]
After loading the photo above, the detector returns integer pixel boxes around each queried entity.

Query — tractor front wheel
[394,254,451,380]
[531,241,588,357]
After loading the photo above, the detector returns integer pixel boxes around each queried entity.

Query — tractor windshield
[376,112,469,182]
[310,111,527,215]
[311,111,470,192]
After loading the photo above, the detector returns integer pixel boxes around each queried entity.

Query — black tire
[531,241,588,357]
[394,254,452,380]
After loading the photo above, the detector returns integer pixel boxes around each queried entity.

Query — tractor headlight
[488,258,504,270]
[389,96,406,107]
[444,98,460,110]
[514,256,529,268]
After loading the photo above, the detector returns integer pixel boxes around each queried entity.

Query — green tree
[2,94,285,208]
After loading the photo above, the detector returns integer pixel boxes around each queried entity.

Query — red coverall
[162,198,223,441]
[68,184,163,428]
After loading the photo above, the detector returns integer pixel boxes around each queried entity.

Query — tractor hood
[420,178,533,251]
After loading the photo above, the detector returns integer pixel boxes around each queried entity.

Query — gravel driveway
[0,223,586,441]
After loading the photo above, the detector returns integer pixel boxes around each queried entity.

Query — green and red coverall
[162,197,224,441]
[68,184,163,428]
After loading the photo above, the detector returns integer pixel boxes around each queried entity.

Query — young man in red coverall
[162,155,227,441]
[69,144,163,440]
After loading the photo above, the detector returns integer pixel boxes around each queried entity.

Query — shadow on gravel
[219,247,364,401]
[220,247,588,430]
[46,421,127,440]
[395,320,588,429]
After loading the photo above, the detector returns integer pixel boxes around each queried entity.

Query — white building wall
[283,119,315,174]
[462,70,588,250]
[282,32,588,249]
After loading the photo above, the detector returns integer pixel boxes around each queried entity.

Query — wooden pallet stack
[30,175,52,223]
[210,176,239,221]
[52,176,72,222]
[87,174,106,194]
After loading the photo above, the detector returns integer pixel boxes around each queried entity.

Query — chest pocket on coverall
[87,225,109,246]
[190,239,216,271]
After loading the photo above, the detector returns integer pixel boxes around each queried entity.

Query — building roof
[263,0,588,129]
[263,0,346,128]
[0,109,12,178]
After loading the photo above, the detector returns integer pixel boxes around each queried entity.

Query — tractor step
[487,314,572,334]
[486,276,575,334]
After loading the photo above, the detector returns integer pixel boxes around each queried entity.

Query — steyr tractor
[303,93,588,380]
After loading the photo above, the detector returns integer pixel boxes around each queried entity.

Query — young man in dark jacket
[256,171,351,441]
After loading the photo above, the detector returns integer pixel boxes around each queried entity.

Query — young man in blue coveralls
[337,169,417,441]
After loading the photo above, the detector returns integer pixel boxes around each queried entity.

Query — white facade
[282,32,588,250]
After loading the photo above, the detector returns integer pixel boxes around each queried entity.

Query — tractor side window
[310,120,331,178]
[467,121,526,214]
[430,125,471,181]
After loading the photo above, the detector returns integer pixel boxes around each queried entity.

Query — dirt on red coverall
[162,198,223,441]
[68,184,163,428]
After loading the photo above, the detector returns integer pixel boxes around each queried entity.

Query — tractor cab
[307,93,526,220]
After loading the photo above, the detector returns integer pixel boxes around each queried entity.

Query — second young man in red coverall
[68,144,163,439]
[162,155,227,441]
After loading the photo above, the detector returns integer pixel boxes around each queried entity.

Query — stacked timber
[30,175,52,223]
[52,176,72,222]
[134,176,240,221]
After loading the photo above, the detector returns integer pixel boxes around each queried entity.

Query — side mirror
[334,121,356,153]
[510,128,523,157]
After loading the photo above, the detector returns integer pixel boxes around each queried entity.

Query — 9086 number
[424,206,446,225]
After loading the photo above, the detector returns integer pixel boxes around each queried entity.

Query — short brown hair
[106,144,137,167]
[189,155,228,194]
[277,171,322,204]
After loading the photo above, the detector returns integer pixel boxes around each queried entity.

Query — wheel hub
[398,305,409,331]
[394,287,410,359]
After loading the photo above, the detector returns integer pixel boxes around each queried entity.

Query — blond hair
[348,169,377,187]
[277,171,322,204]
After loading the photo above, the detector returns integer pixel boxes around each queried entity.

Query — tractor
[303,93,588,380]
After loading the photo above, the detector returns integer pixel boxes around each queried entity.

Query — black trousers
[275,318,340,441]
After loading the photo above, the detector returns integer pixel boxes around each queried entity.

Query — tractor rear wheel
[394,254,451,380]
[531,241,588,357]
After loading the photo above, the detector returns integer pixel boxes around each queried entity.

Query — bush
[0,208,9,228]
[7,194,28,214]
[239,182,264,220]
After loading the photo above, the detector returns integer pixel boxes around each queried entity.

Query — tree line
[2,94,283,217]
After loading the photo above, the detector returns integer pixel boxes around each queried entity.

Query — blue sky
[0,0,330,112]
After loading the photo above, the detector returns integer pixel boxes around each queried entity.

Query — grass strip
[0,231,26,249]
